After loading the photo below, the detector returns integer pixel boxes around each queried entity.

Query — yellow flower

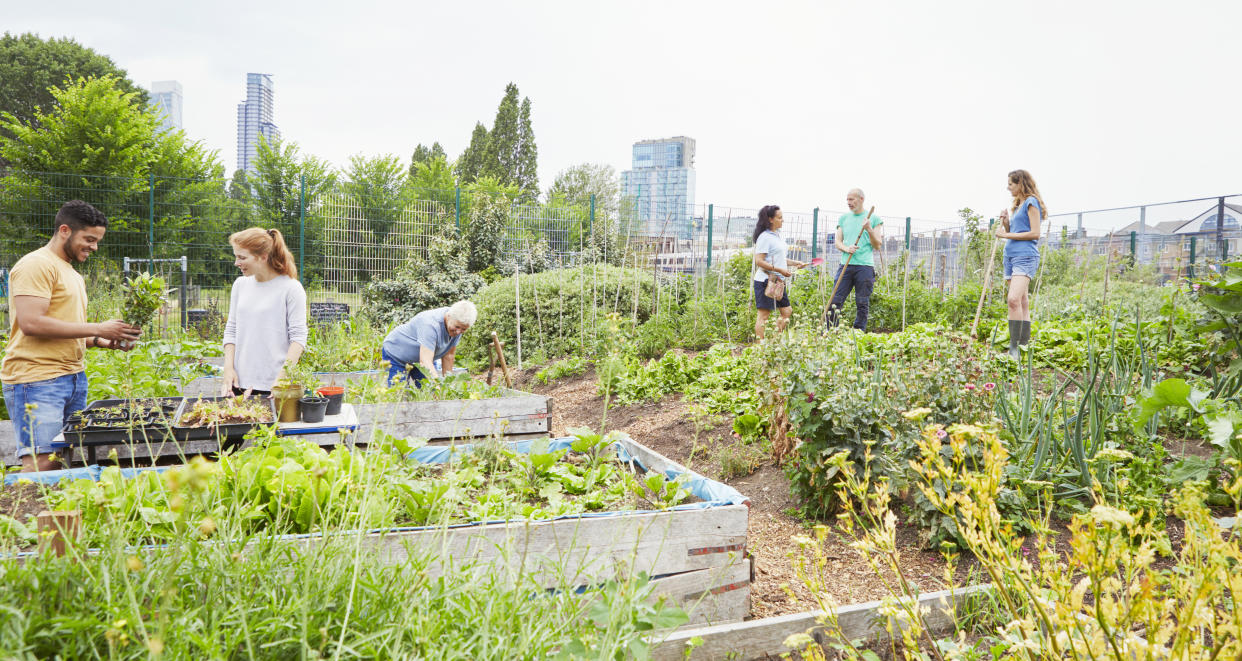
[902,407,932,421]
[147,637,164,655]
[1090,504,1135,528]
[125,555,144,572]
[198,517,216,537]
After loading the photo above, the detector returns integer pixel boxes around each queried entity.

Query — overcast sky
[6,0,1240,231]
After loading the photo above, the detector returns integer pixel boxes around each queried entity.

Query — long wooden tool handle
[970,234,1002,338]
[825,206,875,316]
[491,331,512,388]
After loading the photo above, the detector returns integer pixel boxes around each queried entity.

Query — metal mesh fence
[2,169,1237,320]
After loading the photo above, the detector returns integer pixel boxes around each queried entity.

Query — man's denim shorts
[1004,253,1040,280]
[2,371,87,459]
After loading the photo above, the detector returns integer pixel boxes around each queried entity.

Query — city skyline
[621,136,697,237]
[4,1,1239,226]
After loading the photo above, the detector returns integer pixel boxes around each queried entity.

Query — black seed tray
[60,397,183,446]
[173,395,277,442]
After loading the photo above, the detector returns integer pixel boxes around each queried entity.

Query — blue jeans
[382,347,426,387]
[3,371,88,459]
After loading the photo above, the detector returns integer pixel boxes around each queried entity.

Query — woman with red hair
[219,227,308,395]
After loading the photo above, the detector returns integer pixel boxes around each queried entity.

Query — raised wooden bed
[185,371,552,442]
[4,434,750,626]
[648,584,993,660]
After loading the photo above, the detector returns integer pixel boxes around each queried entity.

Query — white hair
[446,300,478,326]
[848,188,865,199]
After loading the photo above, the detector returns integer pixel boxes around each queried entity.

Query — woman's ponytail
[229,227,299,280]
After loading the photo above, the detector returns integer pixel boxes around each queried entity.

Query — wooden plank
[275,504,749,591]
[648,559,751,626]
[649,584,995,660]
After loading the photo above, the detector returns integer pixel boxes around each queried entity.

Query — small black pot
[299,396,329,424]
[316,387,344,416]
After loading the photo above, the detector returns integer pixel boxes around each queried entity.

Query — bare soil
[518,367,960,619]
[0,481,50,527]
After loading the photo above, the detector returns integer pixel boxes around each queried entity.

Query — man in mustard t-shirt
[2,201,141,472]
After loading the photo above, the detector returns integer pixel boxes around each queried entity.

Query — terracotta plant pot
[316,386,344,416]
[272,384,303,423]
[300,396,328,424]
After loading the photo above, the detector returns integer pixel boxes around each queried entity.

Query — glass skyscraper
[621,136,696,237]
[236,73,280,174]
[150,80,183,133]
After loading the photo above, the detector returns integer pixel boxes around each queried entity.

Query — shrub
[457,264,657,367]
[360,233,485,325]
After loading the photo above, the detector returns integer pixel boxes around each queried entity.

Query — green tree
[250,136,336,282]
[344,153,405,240]
[0,76,216,180]
[0,33,148,141]
[480,83,539,200]
[408,142,446,176]
[408,154,457,210]
[546,163,618,210]
[515,97,539,199]
[456,122,489,185]
[482,84,520,185]
[463,175,521,274]
[0,75,227,274]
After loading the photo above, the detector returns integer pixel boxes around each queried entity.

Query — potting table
[274,404,360,436]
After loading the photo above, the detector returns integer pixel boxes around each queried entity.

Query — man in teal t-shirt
[827,188,883,330]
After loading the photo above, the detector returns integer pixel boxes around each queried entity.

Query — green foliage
[535,355,589,384]
[600,344,759,418]
[457,264,658,367]
[45,432,692,546]
[347,373,509,404]
[120,272,166,329]
[0,523,672,659]
[87,338,221,400]
[0,75,215,180]
[249,135,336,282]
[301,317,386,372]
[0,32,148,139]
[359,231,486,325]
[455,121,490,184]
[408,141,446,175]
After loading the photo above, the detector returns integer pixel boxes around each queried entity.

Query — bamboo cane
[970,232,1002,338]
[824,206,876,319]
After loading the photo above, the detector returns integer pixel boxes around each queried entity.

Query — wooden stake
[970,234,1002,338]
[1102,235,1116,309]
[491,331,513,388]
[37,509,81,557]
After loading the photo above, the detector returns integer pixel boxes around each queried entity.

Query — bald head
[846,188,865,213]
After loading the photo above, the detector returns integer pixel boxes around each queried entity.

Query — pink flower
[1192,283,1201,291]
[964,383,977,391]
[983,383,996,392]
[936,429,948,439]
[806,392,816,403]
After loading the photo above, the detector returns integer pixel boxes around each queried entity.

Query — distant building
[236,73,280,174]
[150,80,183,132]
[621,136,696,238]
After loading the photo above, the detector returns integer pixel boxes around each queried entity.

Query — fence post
[811,207,819,259]
[298,173,306,285]
[454,186,461,230]
[706,204,713,270]
[904,217,911,250]
[1189,236,1196,281]
[1218,196,1228,262]
[1077,213,1083,238]
[147,173,155,273]
[1130,231,1136,259]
